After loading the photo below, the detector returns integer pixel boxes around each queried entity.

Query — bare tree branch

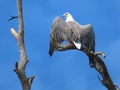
[8,16,18,21]
[56,43,118,90]
[11,0,34,90]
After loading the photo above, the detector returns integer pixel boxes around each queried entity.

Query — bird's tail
[73,42,81,49]
[88,55,94,67]
[49,38,55,56]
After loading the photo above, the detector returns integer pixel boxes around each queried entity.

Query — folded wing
[49,17,95,56]
[49,17,72,56]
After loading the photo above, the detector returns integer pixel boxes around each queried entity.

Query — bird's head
[62,12,74,22]
[63,12,72,18]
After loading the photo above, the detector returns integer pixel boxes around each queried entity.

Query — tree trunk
[11,0,35,90]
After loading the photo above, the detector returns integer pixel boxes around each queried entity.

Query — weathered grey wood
[11,0,35,90]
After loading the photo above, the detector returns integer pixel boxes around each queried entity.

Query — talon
[57,44,62,48]
[56,45,65,51]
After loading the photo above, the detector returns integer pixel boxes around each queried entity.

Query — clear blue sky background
[0,0,120,90]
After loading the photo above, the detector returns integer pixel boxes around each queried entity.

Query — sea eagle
[49,12,95,65]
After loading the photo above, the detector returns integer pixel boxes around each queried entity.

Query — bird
[49,12,95,66]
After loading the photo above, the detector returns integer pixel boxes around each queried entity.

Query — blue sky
[0,0,120,90]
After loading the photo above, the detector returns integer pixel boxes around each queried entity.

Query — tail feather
[49,38,55,56]
[88,55,94,67]
[73,42,81,49]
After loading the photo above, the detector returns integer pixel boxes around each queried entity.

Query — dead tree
[10,0,34,90]
[56,44,120,90]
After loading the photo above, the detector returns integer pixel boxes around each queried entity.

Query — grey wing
[81,24,95,66]
[89,25,95,52]
[69,22,95,52]
[49,17,72,56]
[81,24,95,52]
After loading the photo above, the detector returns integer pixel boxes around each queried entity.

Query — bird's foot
[56,45,65,51]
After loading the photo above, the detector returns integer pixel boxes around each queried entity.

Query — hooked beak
[62,14,65,17]
[62,14,66,19]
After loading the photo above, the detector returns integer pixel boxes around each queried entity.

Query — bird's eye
[65,13,68,16]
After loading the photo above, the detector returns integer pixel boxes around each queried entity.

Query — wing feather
[49,17,95,56]
[68,22,95,52]
[49,17,72,56]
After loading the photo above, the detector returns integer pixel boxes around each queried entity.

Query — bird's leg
[55,43,64,51]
